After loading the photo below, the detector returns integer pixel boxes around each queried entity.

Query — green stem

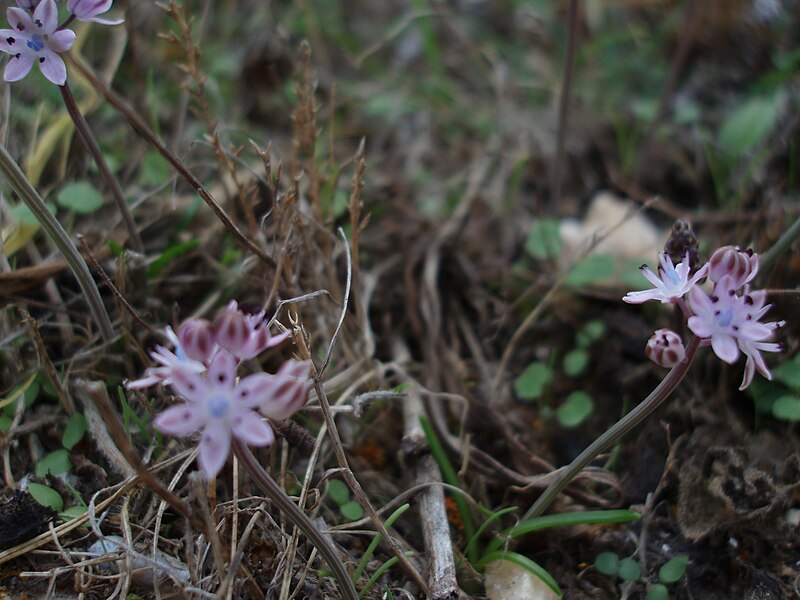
[59,82,144,254]
[760,214,800,274]
[0,143,115,342]
[523,336,700,520]
[232,439,358,600]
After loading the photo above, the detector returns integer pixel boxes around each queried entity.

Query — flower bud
[708,246,758,288]
[67,0,124,24]
[176,318,215,363]
[258,360,313,420]
[645,328,686,368]
[212,301,290,360]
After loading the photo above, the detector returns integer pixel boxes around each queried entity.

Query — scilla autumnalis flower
[0,0,75,85]
[623,252,709,305]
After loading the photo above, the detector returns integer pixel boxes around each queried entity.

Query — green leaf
[565,255,615,288]
[139,151,170,186]
[718,94,780,157]
[621,257,653,289]
[36,449,72,477]
[107,239,124,257]
[772,396,800,421]
[327,479,350,505]
[557,391,594,428]
[658,555,689,583]
[61,505,88,520]
[10,201,57,225]
[748,377,785,415]
[525,219,562,260]
[0,415,10,432]
[62,413,87,450]
[514,362,553,401]
[148,239,199,277]
[646,584,669,600]
[56,182,105,214]
[28,483,64,512]
[578,320,606,346]
[563,349,589,376]
[771,360,800,390]
[339,500,363,521]
[618,557,642,582]
[595,552,620,576]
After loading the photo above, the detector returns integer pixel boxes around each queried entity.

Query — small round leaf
[327,479,350,505]
[340,500,363,521]
[557,391,594,428]
[36,449,72,477]
[658,555,689,583]
[62,413,87,450]
[618,557,642,582]
[514,362,553,401]
[56,182,104,214]
[646,583,669,600]
[28,483,64,512]
[524,219,562,260]
[595,552,619,575]
[563,349,589,377]
[772,396,800,421]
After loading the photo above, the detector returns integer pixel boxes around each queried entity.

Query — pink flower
[256,360,313,420]
[645,329,686,368]
[623,252,709,305]
[687,276,782,388]
[154,350,276,478]
[67,0,123,25]
[708,246,758,288]
[176,318,216,364]
[212,301,290,360]
[0,0,76,85]
[125,327,206,390]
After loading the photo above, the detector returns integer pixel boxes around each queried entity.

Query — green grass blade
[476,550,562,597]
[353,503,410,584]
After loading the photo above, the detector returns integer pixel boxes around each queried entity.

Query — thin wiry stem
[523,335,700,520]
[59,82,144,253]
[232,440,358,600]
[0,143,115,342]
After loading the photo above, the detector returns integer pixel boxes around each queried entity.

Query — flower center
[664,267,680,286]
[716,308,733,328]
[27,34,44,52]
[208,395,229,419]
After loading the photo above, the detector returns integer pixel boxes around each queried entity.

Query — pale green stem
[523,335,700,520]
[232,439,358,600]
[0,143,114,342]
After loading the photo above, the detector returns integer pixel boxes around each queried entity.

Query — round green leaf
[658,555,689,583]
[36,449,72,477]
[514,362,553,401]
[10,201,57,225]
[563,349,589,377]
[339,500,363,521]
[646,583,669,600]
[28,483,64,512]
[771,360,800,390]
[618,557,642,582]
[772,396,800,421]
[718,94,779,156]
[61,505,88,520]
[525,219,562,260]
[62,413,87,450]
[557,391,594,428]
[56,182,104,214]
[581,320,607,344]
[327,479,350,505]
[595,552,619,576]
[565,255,615,288]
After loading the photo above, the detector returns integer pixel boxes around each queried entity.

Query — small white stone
[484,559,561,600]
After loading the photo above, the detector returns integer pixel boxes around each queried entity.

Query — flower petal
[198,422,231,479]
[32,0,57,33]
[207,349,237,390]
[231,410,274,446]
[154,403,205,436]
[168,368,205,402]
[4,52,34,81]
[711,333,739,364]
[48,29,76,52]
[7,7,34,32]
[38,50,67,85]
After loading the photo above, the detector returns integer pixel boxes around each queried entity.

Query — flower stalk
[232,439,359,600]
[523,335,700,520]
